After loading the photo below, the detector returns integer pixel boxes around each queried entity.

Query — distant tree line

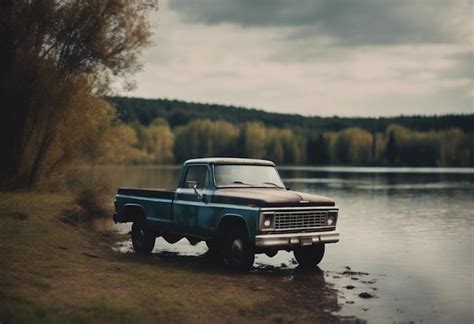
[110,96,474,133]
[103,118,474,167]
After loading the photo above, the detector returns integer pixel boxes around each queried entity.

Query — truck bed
[114,187,177,225]
[117,187,176,200]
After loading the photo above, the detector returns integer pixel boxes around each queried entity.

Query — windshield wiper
[232,181,252,186]
[261,182,283,188]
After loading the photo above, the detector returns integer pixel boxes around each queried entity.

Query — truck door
[172,164,212,236]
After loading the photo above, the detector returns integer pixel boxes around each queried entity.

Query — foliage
[140,119,175,163]
[110,96,474,132]
[239,122,267,160]
[265,127,304,164]
[174,120,240,162]
[306,132,329,165]
[383,125,472,167]
[66,170,112,219]
[0,0,157,188]
[100,118,474,167]
[105,96,474,167]
[327,128,373,165]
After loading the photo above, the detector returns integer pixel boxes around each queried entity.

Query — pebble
[359,292,373,299]
[83,252,98,258]
[250,286,264,291]
[343,270,369,276]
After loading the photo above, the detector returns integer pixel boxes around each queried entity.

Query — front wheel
[224,228,255,272]
[131,221,155,254]
[205,239,223,255]
[293,244,325,267]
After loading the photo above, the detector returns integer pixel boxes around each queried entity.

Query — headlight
[261,212,274,230]
[327,211,338,226]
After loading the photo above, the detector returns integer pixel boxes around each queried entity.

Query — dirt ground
[0,192,363,323]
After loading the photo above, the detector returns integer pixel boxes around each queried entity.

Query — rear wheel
[205,239,224,261]
[224,227,255,272]
[131,221,155,254]
[293,244,325,267]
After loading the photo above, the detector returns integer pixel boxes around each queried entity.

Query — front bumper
[255,231,339,248]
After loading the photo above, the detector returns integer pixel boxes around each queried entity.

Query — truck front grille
[274,210,328,230]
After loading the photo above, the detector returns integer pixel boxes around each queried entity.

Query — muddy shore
[0,192,375,323]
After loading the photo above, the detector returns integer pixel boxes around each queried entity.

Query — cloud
[125,0,473,116]
[441,51,474,78]
[169,0,470,45]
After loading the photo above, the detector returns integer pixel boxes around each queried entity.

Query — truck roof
[184,157,275,166]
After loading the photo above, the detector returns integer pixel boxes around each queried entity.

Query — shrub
[67,170,112,220]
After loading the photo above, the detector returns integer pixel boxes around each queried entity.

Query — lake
[95,165,474,323]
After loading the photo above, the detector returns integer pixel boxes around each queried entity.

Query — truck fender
[217,214,250,240]
[121,204,146,224]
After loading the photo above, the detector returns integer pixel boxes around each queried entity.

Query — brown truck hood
[211,188,335,207]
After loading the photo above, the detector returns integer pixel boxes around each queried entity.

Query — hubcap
[231,239,243,264]
[134,227,145,247]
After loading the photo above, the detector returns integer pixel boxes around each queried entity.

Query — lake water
[96,165,474,323]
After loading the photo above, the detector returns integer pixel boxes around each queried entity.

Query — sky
[125,0,473,117]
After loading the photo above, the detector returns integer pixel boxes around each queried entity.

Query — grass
[0,192,343,323]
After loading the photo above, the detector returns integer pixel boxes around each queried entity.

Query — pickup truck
[113,158,339,271]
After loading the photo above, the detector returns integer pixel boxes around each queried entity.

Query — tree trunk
[0,0,20,186]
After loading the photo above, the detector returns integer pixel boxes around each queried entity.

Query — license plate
[300,237,313,246]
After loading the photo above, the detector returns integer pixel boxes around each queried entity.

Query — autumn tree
[265,128,304,164]
[238,122,267,159]
[0,0,157,188]
[142,119,175,163]
[174,120,240,162]
[328,128,372,165]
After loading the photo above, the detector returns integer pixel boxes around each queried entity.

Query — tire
[205,239,219,252]
[293,244,325,267]
[205,239,224,261]
[224,227,255,272]
[131,221,155,254]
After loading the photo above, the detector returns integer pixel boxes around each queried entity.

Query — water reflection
[93,165,473,323]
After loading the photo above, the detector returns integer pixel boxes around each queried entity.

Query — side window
[184,166,209,189]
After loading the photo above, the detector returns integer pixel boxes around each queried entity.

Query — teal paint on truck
[113,158,340,270]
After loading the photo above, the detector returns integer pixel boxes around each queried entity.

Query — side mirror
[186,180,197,188]
[193,184,203,200]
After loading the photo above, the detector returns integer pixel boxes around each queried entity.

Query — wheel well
[123,204,145,223]
[217,215,249,238]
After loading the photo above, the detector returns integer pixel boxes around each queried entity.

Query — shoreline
[0,191,364,323]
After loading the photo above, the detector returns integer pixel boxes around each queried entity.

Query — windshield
[214,165,285,188]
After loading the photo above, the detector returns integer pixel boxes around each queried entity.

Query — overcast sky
[125,0,473,117]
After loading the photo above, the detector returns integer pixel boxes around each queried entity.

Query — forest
[104,97,474,167]
[110,96,474,133]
